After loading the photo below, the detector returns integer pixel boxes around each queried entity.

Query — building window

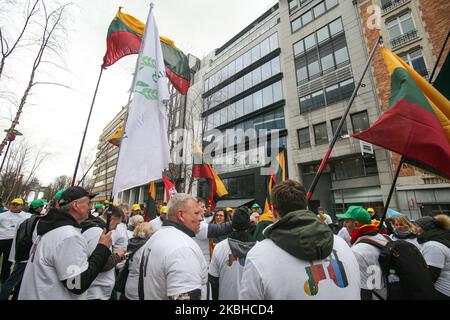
[400,48,428,77]
[290,0,339,32]
[387,11,415,39]
[313,2,326,18]
[331,117,348,139]
[333,157,378,181]
[299,89,326,113]
[351,111,370,133]
[205,33,279,94]
[293,18,350,84]
[222,175,255,198]
[206,54,282,110]
[298,127,311,148]
[387,11,417,48]
[314,122,329,145]
[289,0,298,13]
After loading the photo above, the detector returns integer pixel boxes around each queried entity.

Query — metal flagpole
[76,143,109,186]
[0,140,12,175]
[306,36,383,202]
[71,66,105,186]
[429,29,450,83]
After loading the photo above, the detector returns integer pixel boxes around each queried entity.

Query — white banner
[113,9,170,198]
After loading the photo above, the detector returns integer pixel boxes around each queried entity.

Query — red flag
[163,176,177,201]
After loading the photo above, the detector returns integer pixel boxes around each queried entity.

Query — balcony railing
[390,29,419,49]
[382,0,410,14]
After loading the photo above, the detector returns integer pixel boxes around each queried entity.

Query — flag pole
[109,2,155,204]
[0,140,12,175]
[378,156,404,229]
[429,29,450,83]
[378,31,450,228]
[306,36,383,203]
[71,66,105,186]
[76,143,109,186]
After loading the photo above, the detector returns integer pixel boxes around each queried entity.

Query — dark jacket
[263,209,334,261]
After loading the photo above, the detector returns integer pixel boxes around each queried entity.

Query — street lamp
[0,129,23,174]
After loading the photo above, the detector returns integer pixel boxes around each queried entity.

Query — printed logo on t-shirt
[304,250,349,296]
[226,254,245,267]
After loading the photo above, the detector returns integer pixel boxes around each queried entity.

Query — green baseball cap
[95,203,105,210]
[53,188,66,201]
[336,206,371,224]
[30,199,45,208]
[251,203,261,209]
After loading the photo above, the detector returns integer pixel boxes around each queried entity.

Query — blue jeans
[0,262,26,300]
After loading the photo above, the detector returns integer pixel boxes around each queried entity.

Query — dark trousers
[0,239,13,285]
[0,262,26,300]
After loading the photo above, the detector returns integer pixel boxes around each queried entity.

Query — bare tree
[43,174,70,201]
[0,0,71,156]
[0,139,47,202]
[183,84,218,194]
[0,0,40,80]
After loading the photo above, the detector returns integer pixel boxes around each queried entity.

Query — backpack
[115,244,145,293]
[357,235,436,300]
[15,215,41,262]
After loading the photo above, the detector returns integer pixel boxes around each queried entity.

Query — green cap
[251,203,261,209]
[95,204,105,210]
[336,206,371,224]
[53,188,65,201]
[30,199,45,208]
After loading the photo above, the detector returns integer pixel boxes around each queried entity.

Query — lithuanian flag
[263,149,286,214]
[107,124,123,147]
[144,181,157,221]
[102,9,144,68]
[192,145,228,208]
[102,8,191,95]
[353,47,450,179]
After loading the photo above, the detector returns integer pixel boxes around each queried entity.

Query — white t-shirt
[112,223,128,249]
[209,239,247,300]
[0,211,31,240]
[127,230,134,240]
[125,243,147,300]
[421,240,450,297]
[194,220,210,264]
[390,234,421,250]
[239,235,361,300]
[204,215,213,224]
[150,216,164,232]
[337,227,351,246]
[352,234,389,300]
[83,227,115,300]
[19,225,90,300]
[141,225,208,300]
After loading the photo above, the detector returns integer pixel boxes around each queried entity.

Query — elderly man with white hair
[139,193,207,300]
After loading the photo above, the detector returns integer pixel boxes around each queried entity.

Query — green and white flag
[113,9,170,198]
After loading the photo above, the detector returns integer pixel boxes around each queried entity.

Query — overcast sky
[0,0,276,187]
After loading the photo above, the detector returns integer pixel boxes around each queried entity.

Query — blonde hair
[394,216,417,234]
[434,214,450,230]
[128,215,144,228]
[133,222,153,239]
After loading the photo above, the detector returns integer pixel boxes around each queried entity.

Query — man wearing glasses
[0,198,30,285]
